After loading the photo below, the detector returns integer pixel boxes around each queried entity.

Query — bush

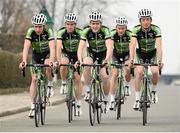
[0,50,31,89]
[0,34,24,53]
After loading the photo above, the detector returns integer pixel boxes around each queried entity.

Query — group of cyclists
[19,9,163,118]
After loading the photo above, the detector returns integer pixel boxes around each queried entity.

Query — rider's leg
[30,74,37,107]
[100,67,110,100]
[74,72,83,115]
[109,68,118,109]
[110,68,118,102]
[150,66,159,103]
[28,74,37,117]
[133,65,144,110]
[124,60,131,96]
[150,66,159,90]
[134,66,144,101]
[82,57,93,98]
[74,72,83,101]
[45,59,54,96]
[59,57,69,94]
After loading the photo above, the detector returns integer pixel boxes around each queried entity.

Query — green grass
[0,87,29,95]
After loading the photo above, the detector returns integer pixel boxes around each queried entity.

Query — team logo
[98,34,103,39]
[123,37,127,42]
[42,34,46,40]
[148,33,154,38]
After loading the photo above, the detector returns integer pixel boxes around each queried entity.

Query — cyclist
[77,11,113,111]
[129,9,163,110]
[19,13,55,118]
[56,13,83,116]
[109,17,132,110]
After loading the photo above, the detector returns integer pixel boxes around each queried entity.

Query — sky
[106,0,180,74]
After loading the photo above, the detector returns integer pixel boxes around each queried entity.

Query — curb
[0,98,66,117]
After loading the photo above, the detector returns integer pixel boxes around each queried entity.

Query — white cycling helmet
[138,9,152,19]
[64,13,77,23]
[89,11,103,22]
[116,17,128,26]
[31,13,47,25]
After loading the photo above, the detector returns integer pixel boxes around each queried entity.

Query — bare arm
[49,40,55,62]
[56,39,63,63]
[77,40,86,63]
[22,39,31,63]
[129,37,137,62]
[155,37,163,63]
[104,39,113,61]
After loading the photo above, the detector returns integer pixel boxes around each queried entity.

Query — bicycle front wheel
[67,79,73,123]
[41,85,47,125]
[97,85,103,124]
[142,78,148,126]
[89,81,96,126]
[35,102,41,127]
[117,79,123,120]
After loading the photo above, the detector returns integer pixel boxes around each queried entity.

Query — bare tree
[0,0,15,33]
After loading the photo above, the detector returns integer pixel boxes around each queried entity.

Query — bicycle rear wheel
[142,78,148,126]
[89,82,96,126]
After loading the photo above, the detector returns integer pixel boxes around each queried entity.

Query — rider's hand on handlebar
[74,60,81,68]
[128,59,134,68]
[49,60,54,68]
[19,61,26,69]
[158,61,164,69]
[102,59,108,67]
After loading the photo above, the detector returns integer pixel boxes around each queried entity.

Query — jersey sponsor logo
[98,34,103,39]
[42,34,47,40]
[123,37,127,42]
[148,33,154,38]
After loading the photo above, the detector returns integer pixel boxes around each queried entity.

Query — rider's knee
[136,70,143,78]
[151,70,159,76]
[31,75,37,82]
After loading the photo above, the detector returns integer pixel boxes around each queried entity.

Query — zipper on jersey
[120,36,122,53]
[145,31,148,52]
[95,33,98,52]
[69,33,72,52]
[39,35,41,53]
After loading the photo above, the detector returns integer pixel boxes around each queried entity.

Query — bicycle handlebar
[21,64,54,77]
[111,63,128,68]
[81,64,106,67]
[133,63,162,75]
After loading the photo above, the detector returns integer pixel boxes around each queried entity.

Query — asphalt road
[0,83,180,132]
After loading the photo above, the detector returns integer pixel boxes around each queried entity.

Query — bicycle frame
[23,64,51,127]
[59,62,76,122]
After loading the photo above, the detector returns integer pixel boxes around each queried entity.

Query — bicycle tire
[35,102,41,127]
[89,81,96,126]
[67,79,73,123]
[41,85,47,125]
[97,85,103,124]
[117,78,123,120]
[143,78,148,126]
[34,82,41,127]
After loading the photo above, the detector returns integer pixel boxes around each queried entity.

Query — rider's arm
[156,37,163,63]
[56,39,62,63]
[105,39,113,61]
[129,37,137,62]
[48,28,55,62]
[49,40,55,62]
[77,40,86,63]
[22,39,31,63]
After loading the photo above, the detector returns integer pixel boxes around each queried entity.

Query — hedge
[0,50,31,89]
